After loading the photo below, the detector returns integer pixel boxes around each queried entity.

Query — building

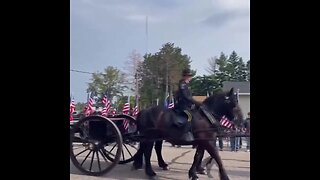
[222,81,250,116]
[193,81,250,118]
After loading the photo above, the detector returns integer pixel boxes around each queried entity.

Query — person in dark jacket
[243,112,250,152]
[175,69,201,111]
[174,68,218,142]
[173,68,199,142]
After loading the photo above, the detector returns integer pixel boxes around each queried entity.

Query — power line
[70,68,133,85]
[70,69,94,75]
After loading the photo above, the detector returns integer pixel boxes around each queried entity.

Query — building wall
[239,95,250,117]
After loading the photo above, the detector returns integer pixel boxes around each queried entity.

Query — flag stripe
[219,116,234,129]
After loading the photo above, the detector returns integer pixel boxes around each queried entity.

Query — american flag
[220,115,234,129]
[165,95,175,109]
[70,99,75,121]
[122,102,130,114]
[122,102,130,130]
[101,96,111,116]
[84,97,94,117]
[168,101,174,109]
[132,105,139,117]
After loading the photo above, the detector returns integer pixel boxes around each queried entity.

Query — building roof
[222,81,250,94]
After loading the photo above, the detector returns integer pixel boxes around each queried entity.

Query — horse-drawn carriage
[70,114,140,176]
[70,88,250,180]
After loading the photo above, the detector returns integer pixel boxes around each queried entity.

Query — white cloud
[212,0,250,11]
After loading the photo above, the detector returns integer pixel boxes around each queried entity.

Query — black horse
[132,88,243,180]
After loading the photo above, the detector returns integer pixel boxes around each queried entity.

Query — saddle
[173,109,192,127]
[171,109,194,143]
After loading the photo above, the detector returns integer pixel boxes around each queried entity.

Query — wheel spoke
[96,150,101,172]
[103,148,116,157]
[80,150,92,166]
[74,148,89,157]
[89,151,95,171]
[127,143,138,149]
[123,143,133,158]
[108,143,117,153]
[99,149,108,162]
[121,148,125,161]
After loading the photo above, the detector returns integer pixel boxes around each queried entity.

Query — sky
[71,0,250,102]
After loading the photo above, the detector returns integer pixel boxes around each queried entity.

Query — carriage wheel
[70,115,123,176]
[104,114,139,164]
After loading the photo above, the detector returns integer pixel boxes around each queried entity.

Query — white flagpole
[237,88,240,103]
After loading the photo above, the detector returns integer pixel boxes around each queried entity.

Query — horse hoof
[162,166,169,170]
[189,176,199,180]
[159,164,169,170]
[146,169,157,178]
[132,164,142,170]
[196,168,206,175]
[149,175,159,180]
[198,171,206,175]
[132,162,143,170]
[220,175,230,180]
[188,174,199,180]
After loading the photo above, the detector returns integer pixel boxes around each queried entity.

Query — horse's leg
[154,140,169,170]
[188,146,204,180]
[202,140,230,180]
[144,141,157,178]
[132,142,144,170]
[195,146,206,175]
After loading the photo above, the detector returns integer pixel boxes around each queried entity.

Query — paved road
[70,142,250,180]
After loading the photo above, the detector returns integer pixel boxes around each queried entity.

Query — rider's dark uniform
[174,69,219,142]
[173,69,200,142]
[175,79,201,111]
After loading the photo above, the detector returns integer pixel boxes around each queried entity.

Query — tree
[246,60,250,81]
[75,102,86,112]
[206,57,218,75]
[113,95,136,112]
[123,50,143,94]
[226,51,247,81]
[211,52,229,87]
[190,75,221,96]
[207,51,249,88]
[138,42,193,108]
[87,66,127,107]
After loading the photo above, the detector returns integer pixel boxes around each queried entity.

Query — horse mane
[202,92,225,110]
[202,90,244,127]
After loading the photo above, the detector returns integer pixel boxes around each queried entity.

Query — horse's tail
[135,106,161,134]
[135,109,144,133]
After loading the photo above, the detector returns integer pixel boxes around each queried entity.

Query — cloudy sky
[71,0,250,102]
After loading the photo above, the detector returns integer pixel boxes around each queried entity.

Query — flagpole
[237,88,240,103]
[146,16,148,54]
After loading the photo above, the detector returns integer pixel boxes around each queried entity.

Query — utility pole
[146,16,148,54]
[135,72,139,107]
[164,57,169,104]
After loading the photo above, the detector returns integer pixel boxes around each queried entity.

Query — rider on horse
[174,68,219,142]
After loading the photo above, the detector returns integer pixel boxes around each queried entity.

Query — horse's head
[202,88,243,122]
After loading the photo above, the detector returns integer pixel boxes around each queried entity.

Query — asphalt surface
[70,142,250,180]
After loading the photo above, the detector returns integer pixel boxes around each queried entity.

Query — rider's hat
[182,68,193,77]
